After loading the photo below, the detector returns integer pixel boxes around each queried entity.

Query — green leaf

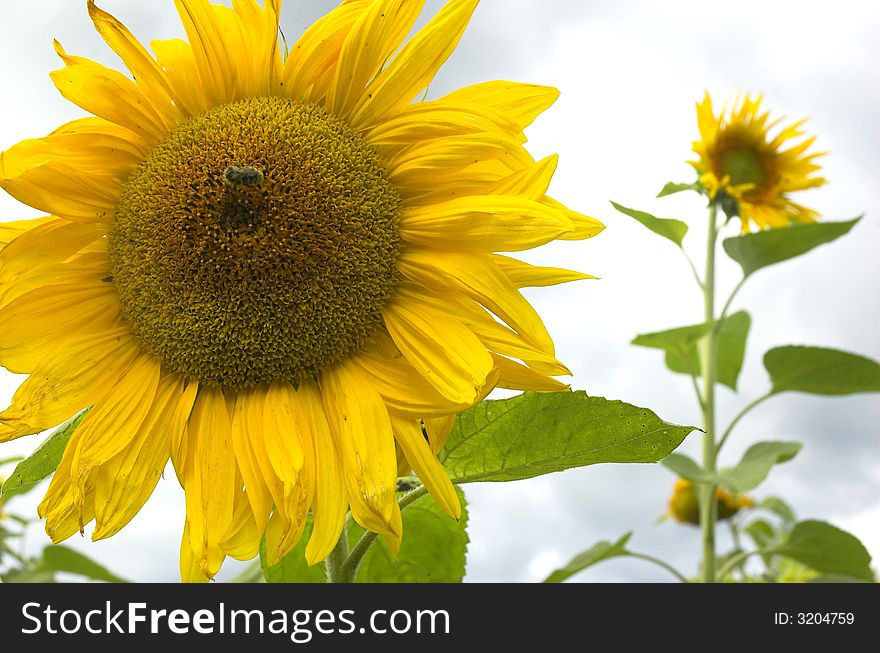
[723,218,860,278]
[764,346,880,396]
[661,452,715,484]
[758,496,797,524]
[442,392,697,484]
[808,574,872,584]
[353,488,469,583]
[1,412,87,499]
[610,201,688,247]
[716,441,802,493]
[543,533,633,583]
[633,311,751,390]
[38,545,128,583]
[745,519,777,551]
[657,181,699,198]
[260,515,327,583]
[775,520,874,581]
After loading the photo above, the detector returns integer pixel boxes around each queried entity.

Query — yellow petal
[389,414,460,520]
[173,0,234,105]
[441,80,560,132]
[294,380,348,566]
[180,522,211,583]
[388,132,531,194]
[492,354,571,392]
[365,102,521,150]
[383,295,493,404]
[0,219,106,309]
[327,0,426,118]
[423,414,456,454]
[87,1,179,119]
[51,41,170,142]
[0,160,120,223]
[0,281,121,373]
[0,331,141,442]
[221,491,262,561]
[400,195,573,252]
[0,216,54,249]
[70,355,162,493]
[281,0,371,102]
[182,387,237,579]
[320,360,401,541]
[543,197,605,240]
[151,38,209,116]
[230,390,273,533]
[351,0,478,127]
[492,254,596,288]
[399,249,555,354]
[354,334,470,417]
[92,372,185,540]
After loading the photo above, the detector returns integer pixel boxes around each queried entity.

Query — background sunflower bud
[667,478,753,525]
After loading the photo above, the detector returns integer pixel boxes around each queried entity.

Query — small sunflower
[690,92,826,231]
[0,0,602,581]
[667,479,753,525]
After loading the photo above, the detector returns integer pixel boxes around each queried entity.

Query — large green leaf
[764,346,880,396]
[353,488,468,583]
[1,412,87,498]
[441,392,696,484]
[543,533,632,583]
[632,311,751,390]
[260,516,328,583]
[774,520,873,581]
[716,441,802,493]
[610,201,688,247]
[657,181,699,198]
[37,545,128,583]
[723,218,860,278]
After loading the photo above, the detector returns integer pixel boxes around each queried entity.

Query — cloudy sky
[0,0,878,582]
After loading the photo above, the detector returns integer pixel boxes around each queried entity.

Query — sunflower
[689,92,826,231]
[0,0,602,581]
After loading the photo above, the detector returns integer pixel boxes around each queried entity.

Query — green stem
[625,552,691,583]
[716,392,773,453]
[681,248,704,291]
[716,548,772,580]
[324,522,351,583]
[699,201,719,583]
[335,485,428,582]
[718,276,747,323]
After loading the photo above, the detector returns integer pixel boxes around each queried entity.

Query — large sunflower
[690,92,826,231]
[0,0,602,581]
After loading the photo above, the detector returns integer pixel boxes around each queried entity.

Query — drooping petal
[293,380,347,566]
[181,387,237,579]
[92,372,187,539]
[320,360,402,552]
[389,413,460,519]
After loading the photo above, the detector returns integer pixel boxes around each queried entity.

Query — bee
[223,166,264,187]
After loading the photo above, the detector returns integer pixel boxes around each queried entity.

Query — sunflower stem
[699,201,720,583]
[324,523,351,583]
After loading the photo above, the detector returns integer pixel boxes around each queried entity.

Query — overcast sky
[1,0,878,583]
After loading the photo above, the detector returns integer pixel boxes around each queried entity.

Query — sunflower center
[717,146,767,189]
[109,97,401,389]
